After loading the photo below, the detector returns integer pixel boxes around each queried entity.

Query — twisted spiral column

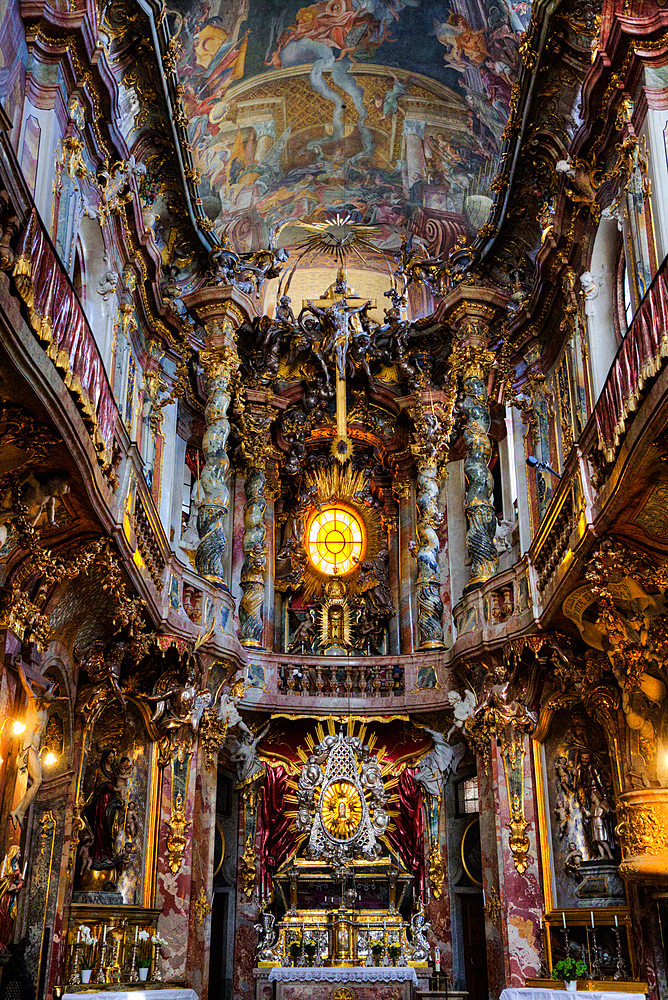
[454,340,499,587]
[415,463,445,649]
[196,345,238,582]
[238,465,266,647]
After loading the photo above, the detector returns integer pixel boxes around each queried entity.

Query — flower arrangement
[137,929,153,969]
[140,176,161,208]
[303,940,317,965]
[152,933,168,951]
[78,925,98,971]
[388,942,402,966]
[370,939,384,955]
[552,957,588,982]
[288,938,301,964]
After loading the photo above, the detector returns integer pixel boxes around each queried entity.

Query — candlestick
[613,922,628,981]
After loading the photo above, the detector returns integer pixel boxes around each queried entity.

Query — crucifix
[304,269,376,462]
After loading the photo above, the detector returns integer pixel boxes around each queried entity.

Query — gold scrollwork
[166,793,191,874]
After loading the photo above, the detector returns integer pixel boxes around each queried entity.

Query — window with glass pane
[457,776,479,815]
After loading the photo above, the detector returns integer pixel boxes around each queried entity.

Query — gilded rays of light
[307,507,365,577]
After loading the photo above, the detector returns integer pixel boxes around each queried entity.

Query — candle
[135,925,138,943]
[435,948,441,972]
[591,911,595,928]
[615,915,618,928]
[1,856,6,879]
[103,925,107,943]
[482,889,486,906]
[21,863,26,879]
[77,929,81,944]
[562,912,567,929]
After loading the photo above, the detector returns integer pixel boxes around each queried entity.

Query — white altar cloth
[63,991,198,1000]
[500,989,645,1000]
[268,967,418,984]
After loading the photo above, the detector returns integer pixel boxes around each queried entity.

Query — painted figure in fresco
[287,607,317,653]
[0,469,70,545]
[0,846,25,945]
[433,13,489,70]
[9,665,57,829]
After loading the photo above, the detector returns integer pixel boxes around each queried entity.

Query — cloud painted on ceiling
[170,0,529,254]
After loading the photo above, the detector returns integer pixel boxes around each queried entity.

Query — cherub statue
[10,665,58,828]
[564,841,583,882]
[446,689,477,740]
[75,641,126,714]
[554,793,570,839]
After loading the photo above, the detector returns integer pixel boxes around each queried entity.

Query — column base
[240,638,265,649]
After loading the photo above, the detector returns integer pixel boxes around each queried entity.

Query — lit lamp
[44,752,58,766]
[12,720,26,735]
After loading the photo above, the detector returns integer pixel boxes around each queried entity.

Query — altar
[268,965,418,1000]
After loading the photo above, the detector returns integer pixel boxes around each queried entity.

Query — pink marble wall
[186,745,217,1000]
[233,789,260,1000]
[477,737,542,994]
[155,750,197,979]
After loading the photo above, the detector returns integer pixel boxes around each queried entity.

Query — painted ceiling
[169,0,529,256]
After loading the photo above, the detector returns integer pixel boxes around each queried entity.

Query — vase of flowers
[79,925,98,983]
[140,176,161,232]
[552,957,588,991]
[288,939,301,967]
[304,940,317,966]
[137,929,152,980]
[370,939,384,966]
[388,943,402,966]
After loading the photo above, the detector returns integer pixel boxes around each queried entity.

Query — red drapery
[258,764,299,899]
[386,767,425,900]
[596,254,668,461]
[13,209,117,464]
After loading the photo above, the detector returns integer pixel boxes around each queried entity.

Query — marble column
[459,344,499,587]
[395,480,415,653]
[238,464,267,648]
[439,286,507,588]
[196,343,238,583]
[182,285,259,585]
[415,462,445,649]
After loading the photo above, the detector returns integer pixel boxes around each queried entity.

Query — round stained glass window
[306,506,365,577]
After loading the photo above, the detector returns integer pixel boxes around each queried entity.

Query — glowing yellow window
[306,506,365,577]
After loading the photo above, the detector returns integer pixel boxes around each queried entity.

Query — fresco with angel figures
[168,0,530,253]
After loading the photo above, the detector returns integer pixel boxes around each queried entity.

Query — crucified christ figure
[10,665,57,829]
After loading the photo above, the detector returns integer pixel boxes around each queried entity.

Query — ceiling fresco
[169,0,529,254]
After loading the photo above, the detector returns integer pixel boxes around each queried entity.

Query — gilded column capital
[450,343,497,382]
[199,343,240,384]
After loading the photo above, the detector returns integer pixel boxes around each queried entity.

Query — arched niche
[583,215,623,402]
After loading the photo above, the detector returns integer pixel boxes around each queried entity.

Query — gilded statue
[9,665,57,829]
[0,846,25,945]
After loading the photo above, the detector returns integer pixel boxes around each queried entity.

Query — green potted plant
[137,929,152,981]
[303,940,317,966]
[388,942,402,966]
[288,939,301,966]
[78,925,98,983]
[552,957,588,991]
[370,938,384,966]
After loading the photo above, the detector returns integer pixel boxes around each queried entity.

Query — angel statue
[227,721,271,785]
[446,689,477,740]
[414,727,466,797]
[409,904,432,962]
[217,686,251,738]
[147,660,211,736]
[287,608,317,653]
[254,910,280,963]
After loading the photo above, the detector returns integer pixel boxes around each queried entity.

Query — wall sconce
[526,455,562,479]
